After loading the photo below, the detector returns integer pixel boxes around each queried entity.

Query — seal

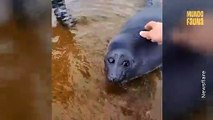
[104,6,162,83]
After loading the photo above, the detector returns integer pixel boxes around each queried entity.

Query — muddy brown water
[52,0,162,120]
[0,17,51,120]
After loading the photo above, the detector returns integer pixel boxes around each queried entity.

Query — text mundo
[186,10,204,26]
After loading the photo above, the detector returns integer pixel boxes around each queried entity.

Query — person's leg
[52,0,57,8]
[52,0,76,27]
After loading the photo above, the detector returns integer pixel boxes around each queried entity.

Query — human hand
[139,21,162,45]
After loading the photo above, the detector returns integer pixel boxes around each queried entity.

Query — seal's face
[104,49,136,83]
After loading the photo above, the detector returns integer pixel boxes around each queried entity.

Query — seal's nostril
[108,75,117,82]
[111,77,119,82]
[107,76,113,82]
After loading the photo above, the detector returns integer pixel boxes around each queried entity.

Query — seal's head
[104,49,137,83]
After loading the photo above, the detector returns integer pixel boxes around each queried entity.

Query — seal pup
[104,1,162,83]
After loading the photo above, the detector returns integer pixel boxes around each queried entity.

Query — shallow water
[52,0,162,120]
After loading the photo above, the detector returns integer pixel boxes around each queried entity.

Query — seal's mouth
[107,76,124,83]
[107,71,127,83]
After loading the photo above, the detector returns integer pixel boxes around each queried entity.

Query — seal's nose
[108,73,119,82]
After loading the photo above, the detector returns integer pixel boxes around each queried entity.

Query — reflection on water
[0,18,51,120]
[52,0,162,120]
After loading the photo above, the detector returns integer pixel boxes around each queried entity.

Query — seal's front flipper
[146,0,153,7]
[145,0,162,7]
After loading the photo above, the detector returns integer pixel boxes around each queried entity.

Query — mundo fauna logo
[186,10,204,26]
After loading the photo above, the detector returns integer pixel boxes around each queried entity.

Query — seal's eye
[108,57,115,64]
[122,60,130,67]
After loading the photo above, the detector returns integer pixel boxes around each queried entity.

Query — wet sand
[52,0,162,120]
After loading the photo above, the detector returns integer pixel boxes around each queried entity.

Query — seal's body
[105,7,162,83]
